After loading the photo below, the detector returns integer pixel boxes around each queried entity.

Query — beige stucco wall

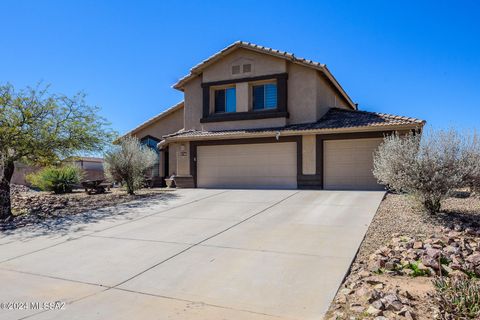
[202,117,287,131]
[316,74,349,119]
[182,48,354,132]
[236,82,249,112]
[11,162,40,186]
[286,63,351,123]
[133,106,184,140]
[175,142,191,176]
[287,63,318,124]
[184,77,204,131]
[302,135,316,175]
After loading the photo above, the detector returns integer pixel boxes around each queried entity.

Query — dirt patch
[326,193,480,320]
[2,185,175,230]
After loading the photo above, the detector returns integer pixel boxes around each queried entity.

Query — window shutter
[265,84,277,109]
[225,88,236,112]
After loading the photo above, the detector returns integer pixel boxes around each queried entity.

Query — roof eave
[159,122,425,147]
[114,101,184,143]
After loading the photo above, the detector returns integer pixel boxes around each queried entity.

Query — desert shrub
[463,132,480,194]
[0,154,4,181]
[433,277,480,319]
[373,129,479,214]
[104,136,157,195]
[27,165,83,194]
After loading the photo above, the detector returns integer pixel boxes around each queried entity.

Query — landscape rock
[412,241,423,249]
[349,303,364,313]
[336,294,347,304]
[448,270,469,280]
[426,248,441,259]
[366,305,383,316]
[367,230,480,278]
[325,193,479,320]
[382,294,403,311]
[371,299,384,310]
[421,256,439,270]
[466,253,480,265]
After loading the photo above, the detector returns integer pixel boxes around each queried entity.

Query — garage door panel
[197,143,297,189]
[324,138,383,190]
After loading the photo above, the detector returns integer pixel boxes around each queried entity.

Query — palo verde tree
[0,83,116,221]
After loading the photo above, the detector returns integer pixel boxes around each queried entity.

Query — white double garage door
[196,137,384,190]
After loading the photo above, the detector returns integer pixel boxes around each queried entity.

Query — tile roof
[172,41,356,110]
[163,108,425,140]
[64,156,104,163]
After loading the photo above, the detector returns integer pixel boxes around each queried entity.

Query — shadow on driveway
[0,192,179,240]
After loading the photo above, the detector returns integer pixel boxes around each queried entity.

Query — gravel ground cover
[326,192,480,320]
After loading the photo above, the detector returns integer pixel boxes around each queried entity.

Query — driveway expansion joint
[0,190,228,264]
[111,191,300,288]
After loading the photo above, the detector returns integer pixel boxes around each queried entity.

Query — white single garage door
[197,142,297,189]
[324,138,383,190]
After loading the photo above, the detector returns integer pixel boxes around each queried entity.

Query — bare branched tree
[462,131,480,193]
[104,136,157,195]
[373,129,479,214]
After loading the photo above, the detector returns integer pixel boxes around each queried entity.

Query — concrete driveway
[0,189,384,320]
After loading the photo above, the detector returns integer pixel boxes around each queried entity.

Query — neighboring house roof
[161,108,425,143]
[64,156,104,163]
[117,101,184,140]
[173,41,357,110]
[76,157,104,163]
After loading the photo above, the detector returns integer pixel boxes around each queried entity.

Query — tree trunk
[126,181,135,195]
[0,160,15,221]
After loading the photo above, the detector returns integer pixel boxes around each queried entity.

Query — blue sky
[1,0,479,134]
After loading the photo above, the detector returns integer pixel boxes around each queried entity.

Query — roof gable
[118,101,184,140]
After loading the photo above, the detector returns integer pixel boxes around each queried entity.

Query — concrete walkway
[0,189,384,320]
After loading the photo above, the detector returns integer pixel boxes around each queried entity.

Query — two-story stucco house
[124,41,425,190]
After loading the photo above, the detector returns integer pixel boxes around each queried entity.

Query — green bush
[433,277,480,319]
[27,165,83,194]
[404,260,430,277]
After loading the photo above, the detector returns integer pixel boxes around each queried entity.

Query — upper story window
[214,87,236,113]
[253,83,277,110]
